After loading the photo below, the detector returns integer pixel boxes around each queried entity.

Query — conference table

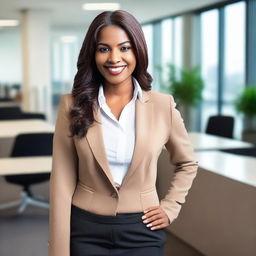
[196,150,256,187]
[0,119,54,138]
[0,119,55,157]
[0,156,52,176]
[188,132,253,151]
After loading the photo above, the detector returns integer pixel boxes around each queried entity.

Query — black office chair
[206,115,234,139]
[0,97,15,102]
[0,106,21,115]
[0,107,21,120]
[1,133,53,213]
[0,106,45,120]
[18,113,46,120]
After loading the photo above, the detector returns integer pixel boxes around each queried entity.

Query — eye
[97,47,109,53]
[120,46,131,52]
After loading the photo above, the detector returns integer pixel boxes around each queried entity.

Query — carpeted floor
[0,209,48,256]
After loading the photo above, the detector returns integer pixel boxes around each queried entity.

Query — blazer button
[111,192,118,198]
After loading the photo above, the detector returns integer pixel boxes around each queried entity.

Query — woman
[48,10,198,256]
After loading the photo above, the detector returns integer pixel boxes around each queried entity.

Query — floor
[0,206,204,256]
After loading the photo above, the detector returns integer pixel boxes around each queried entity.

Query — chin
[103,74,132,86]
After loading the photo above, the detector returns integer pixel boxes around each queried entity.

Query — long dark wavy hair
[70,10,153,138]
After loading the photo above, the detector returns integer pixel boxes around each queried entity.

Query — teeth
[108,67,124,72]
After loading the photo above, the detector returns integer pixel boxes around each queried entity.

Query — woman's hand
[142,206,170,230]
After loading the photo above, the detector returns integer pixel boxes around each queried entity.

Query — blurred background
[0,0,255,256]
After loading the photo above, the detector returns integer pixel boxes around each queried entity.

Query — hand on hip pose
[142,206,170,230]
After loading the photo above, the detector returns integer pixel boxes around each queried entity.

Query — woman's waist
[71,185,160,217]
[71,204,144,224]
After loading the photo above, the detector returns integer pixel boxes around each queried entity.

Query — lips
[104,65,127,75]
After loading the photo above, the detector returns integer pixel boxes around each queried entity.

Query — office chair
[206,115,234,139]
[0,106,45,120]
[0,97,14,102]
[19,113,46,120]
[0,133,53,214]
[0,106,21,116]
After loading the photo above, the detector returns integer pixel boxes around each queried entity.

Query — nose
[108,49,121,64]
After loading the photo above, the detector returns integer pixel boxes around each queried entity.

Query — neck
[103,78,134,101]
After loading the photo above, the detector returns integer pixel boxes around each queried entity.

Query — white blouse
[97,78,143,188]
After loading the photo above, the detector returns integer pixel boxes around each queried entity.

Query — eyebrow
[96,41,131,47]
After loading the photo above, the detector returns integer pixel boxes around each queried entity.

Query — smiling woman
[68,10,152,138]
[95,25,136,92]
[48,10,198,256]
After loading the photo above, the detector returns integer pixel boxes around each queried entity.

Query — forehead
[97,25,131,44]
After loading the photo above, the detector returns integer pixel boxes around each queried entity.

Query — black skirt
[70,204,166,256]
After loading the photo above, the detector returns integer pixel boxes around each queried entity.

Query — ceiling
[0,0,231,28]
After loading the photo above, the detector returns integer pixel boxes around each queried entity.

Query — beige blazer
[48,90,198,256]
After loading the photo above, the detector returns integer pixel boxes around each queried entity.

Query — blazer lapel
[121,91,153,187]
[85,107,116,188]
[84,90,152,190]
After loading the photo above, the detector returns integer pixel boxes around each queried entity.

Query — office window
[51,33,81,94]
[222,1,246,137]
[158,16,182,92]
[142,24,153,75]
[223,2,246,102]
[173,17,183,69]
[161,18,173,83]
[62,42,76,84]
[200,9,219,131]
[199,1,246,137]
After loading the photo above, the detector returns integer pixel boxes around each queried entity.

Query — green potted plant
[235,86,256,142]
[158,64,204,130]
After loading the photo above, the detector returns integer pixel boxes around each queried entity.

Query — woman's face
[95,25,136,87]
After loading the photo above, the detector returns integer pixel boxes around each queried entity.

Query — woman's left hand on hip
[142,206,170,230]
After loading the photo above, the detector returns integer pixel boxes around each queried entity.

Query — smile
[104,65,127,75]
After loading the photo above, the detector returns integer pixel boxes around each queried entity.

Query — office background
[0,0,256,256]
[1,0,255,137]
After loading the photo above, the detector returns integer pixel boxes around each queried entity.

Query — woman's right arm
[48,94,78,256]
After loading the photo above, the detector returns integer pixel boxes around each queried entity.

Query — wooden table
[188,132,253,151]
[0,119,54,138]
[0,119,54,157]
[0,156,52,175]
[196,150,256,187]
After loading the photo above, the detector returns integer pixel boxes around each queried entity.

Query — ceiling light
[61,36,77,43]
[0,20,19,27]
[82,3,120,11]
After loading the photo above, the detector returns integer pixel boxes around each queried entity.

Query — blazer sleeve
[160,95,198,224]
[48,94,78,256]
